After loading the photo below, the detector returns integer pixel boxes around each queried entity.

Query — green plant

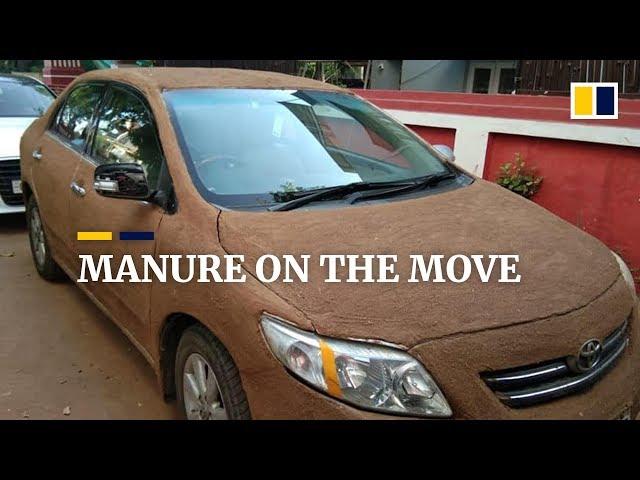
[298,61,353,87]
[0,60,44,73]
[0,60,17,73]
[496,153,543,199]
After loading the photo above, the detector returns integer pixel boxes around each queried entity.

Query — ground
[0,213,178,419]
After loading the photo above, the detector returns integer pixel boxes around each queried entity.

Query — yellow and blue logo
[77,231,154,241]
[571,82,618,119]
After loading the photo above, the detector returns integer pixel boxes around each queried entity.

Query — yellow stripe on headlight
[319,340,342,397]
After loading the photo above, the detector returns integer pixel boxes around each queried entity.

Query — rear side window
[91,87,164,189]
[54,84,104,151]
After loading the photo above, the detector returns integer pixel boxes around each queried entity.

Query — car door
[31,83,106,270]
[69,84,168,350]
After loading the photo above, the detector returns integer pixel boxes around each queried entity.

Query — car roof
[0,73,43,84]
[75,67,348,94]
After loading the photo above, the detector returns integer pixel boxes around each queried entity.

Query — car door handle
[70,182,86,197]
[32,149,43,160]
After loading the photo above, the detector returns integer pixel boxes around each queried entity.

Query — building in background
[42,60,85,93]
[369,60,640,97]
[518,60,640,98]
[369,60,517,94]
[11,59,640,98]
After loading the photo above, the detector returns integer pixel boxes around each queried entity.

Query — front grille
[482,319,630,408]
[0,159,23,206]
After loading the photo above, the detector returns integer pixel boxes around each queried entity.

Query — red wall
[409,125,456,148]
[354,89,640,128]
[484,134,640,290]
[43,65,85,94]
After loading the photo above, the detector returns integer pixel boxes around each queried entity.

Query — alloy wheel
[182,353,227,420]
[29,206,46,268]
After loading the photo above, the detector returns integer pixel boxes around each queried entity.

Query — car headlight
[260,314,452,418]
[612,252,637,300]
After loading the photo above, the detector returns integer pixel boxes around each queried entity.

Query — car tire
[26,195,65,282]
[175,324,251,420]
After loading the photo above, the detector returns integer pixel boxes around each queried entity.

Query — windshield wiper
[268,172,456,212]
[268,180,416,212]
[346,172,457,205]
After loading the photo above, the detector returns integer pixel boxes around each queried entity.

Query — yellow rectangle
[574,86,593,115]
[77,231,112,241]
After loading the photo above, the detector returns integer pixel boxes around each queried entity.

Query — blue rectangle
[596,86,615,115]
[119,231,154,241]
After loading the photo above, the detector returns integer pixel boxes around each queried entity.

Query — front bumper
[410,278,640,419]
[243,278,639,420]
[0,196,25,214]
[0,158,24,214]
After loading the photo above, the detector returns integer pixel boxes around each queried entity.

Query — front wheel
[175,324,251,420]
[26,196,65,281]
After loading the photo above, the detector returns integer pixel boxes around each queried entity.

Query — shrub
[496,153,543,199]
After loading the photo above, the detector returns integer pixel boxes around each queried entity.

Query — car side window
[54,84,104,152]
[91,87,164,190]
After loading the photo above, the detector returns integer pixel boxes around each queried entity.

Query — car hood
[0,117,37,158]
[218,179,621,347]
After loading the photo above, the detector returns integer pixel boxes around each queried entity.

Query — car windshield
[0,77,55,117]
[164,88,451,208]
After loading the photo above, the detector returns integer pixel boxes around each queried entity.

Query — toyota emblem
[568,339,602,373]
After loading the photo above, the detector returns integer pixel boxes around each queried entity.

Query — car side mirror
[433,144,455,163]
[93,163,152,200]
